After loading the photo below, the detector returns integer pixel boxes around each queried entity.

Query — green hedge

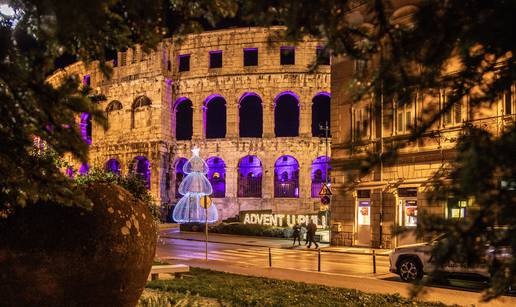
[180,222,294,238]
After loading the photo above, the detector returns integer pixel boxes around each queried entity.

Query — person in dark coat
[292,223,301,246]
[306,220,319,248]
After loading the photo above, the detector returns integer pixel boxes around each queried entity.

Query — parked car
[389,234,511,282]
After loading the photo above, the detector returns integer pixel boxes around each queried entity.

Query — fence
[238,177,262,197]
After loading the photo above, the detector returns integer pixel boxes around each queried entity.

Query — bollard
[372,250,376,274]
[269,247,272,267]
[318,249,321,272]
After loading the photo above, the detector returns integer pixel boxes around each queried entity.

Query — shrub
[180,222,294,238]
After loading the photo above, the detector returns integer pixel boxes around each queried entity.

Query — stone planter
[0,183,157,307]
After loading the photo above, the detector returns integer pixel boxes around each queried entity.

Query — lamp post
[319,121,331,244]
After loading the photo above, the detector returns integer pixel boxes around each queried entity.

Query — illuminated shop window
[358,200,371,225]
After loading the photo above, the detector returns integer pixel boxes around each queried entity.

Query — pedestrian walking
[306,219,319,249]
[292,223,301,246]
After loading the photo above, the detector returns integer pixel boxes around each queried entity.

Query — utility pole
[319,121,331,244]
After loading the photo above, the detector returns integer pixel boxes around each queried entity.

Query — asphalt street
[156,237,391,277]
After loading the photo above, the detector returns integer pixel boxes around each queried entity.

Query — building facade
[48,27,332,222]
[329,1,515,248]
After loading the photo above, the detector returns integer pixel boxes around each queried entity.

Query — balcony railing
[238,177,262,197]
[210,179,226,198]
[274,180,299,198]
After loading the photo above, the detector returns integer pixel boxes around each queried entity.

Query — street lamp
[319,121,331,244]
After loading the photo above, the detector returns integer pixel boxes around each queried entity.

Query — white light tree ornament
[172,147,219,223]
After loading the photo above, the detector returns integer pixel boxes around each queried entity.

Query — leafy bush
[180,222,294,238]
[75,168,160,224]
[147,268,451,307]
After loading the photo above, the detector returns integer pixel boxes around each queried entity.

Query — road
[157,237,391,277]
[156,231,499,294]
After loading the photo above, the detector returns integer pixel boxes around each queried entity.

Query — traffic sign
[319,183,332,196]
[200,195,212,209]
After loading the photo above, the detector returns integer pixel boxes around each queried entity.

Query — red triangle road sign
[319,183,332,196]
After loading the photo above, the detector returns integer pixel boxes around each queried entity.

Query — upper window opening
[178,54,190,72]
[316,47,330,65]
[280,47,295,65]
[243,48,258,66]
[209,51,223,68]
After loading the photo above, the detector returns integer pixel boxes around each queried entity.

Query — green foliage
[137,290,205,307]
[147,268,451,307]
[75,168,160,224]
[180,222,293,238]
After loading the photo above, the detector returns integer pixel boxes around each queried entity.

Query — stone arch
[130,156,151,189]
[274,155,299,198]
[174,157,188,198]
[80,113,92,144]
[105,158,121,175]
[174,97,193,140]
[238,155,262,198]
[131,95,152,129]
[311,156,331,197]
[204,94,227,139]
[239,92,263,138]
[206,156,226,198]
[274,91,300,137]
[106,100,123,113]
[312,92,331,137]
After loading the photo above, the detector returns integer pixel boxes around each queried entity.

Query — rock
[0,183,157,307]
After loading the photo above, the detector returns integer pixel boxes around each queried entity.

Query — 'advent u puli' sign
[242,212,327,228]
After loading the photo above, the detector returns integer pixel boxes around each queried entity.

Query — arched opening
[207,157,226,198]
[105,158,121,175]
[78,163,89,176]
[239,93,263,137]
[131,156,150,189]
[238,155,262,197]
[205,95,226,139]
[274,92,299,137]
[105,101,123,131]
[274,155,299,198]
[174,158,187,198]
[80,113,92,144]
[175,98,193,140]
[311,156,331,197]
[312,93,331,137]
[131,95,152,129]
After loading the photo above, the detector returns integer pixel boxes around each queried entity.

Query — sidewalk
[158,257,516,307]
[160,228,391,255]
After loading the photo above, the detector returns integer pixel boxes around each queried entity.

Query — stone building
[330,1,515,248]
[48,27,332,222]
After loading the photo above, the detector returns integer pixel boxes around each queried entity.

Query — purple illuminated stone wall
[311,156,331,181]
[78,163,90,175]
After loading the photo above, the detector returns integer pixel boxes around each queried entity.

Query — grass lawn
[145,268,452,307]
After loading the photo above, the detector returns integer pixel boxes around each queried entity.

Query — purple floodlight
[274,91,300,107]
[82,75,90,86]
[80,113,92,145]
[79,163,89,175]
[238,92,262,106]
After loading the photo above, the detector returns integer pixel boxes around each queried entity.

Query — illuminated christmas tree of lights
[172,147,218,223]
